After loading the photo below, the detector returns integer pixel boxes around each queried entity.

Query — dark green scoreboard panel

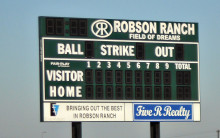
[39,17,200,122]
[42,39,198,101]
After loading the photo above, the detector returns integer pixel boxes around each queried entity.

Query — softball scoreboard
[39,17,200,122]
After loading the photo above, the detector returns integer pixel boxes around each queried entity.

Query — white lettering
[113,21,157,34]
[154,106,162,116]
[160,23,167,34]
[188,24,195,35]
[100,45,135,56]
[155,46,174,57]
[129,21,135,33]
[50,86,56,97]
[101,45,107,55]
[136,21,142,33]
[58,86,65,97]
[142,22,149,33]
[46,70,84,81]
[155,46,162,57]
[121,21,128,33]
[175,63,192,70]
[181,23,188,35]
[136,106,153,116]
[57,43,84,55]
[114,20,121,32]
[66,86,75,97]
[49,86,83,98]
[57,43,65,54]
[76,86,82,97]
[160,23,195,35]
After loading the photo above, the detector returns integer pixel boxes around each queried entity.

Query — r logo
[91,20,113,38]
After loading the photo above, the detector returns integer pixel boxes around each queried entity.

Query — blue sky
[0,0,220,137]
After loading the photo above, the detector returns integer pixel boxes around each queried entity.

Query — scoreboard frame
[39,16,200,122]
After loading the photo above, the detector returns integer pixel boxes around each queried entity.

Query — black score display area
[85,69,192,100]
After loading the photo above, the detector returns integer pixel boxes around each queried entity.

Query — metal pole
[150,122,160,138]
[72,122,82,138]
[217,130,220,138]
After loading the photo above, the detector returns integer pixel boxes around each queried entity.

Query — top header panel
[39,17,198,42]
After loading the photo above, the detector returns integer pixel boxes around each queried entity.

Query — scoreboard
[39,17,200,122]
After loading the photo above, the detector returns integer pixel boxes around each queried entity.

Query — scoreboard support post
[72,122,82,138]
[150,122,160,138]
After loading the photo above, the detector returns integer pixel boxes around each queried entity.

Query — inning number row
[87,61,170,69]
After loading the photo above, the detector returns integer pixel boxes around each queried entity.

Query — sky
[0,0,220,138]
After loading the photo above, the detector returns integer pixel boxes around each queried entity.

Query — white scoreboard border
[41,37,200,103]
